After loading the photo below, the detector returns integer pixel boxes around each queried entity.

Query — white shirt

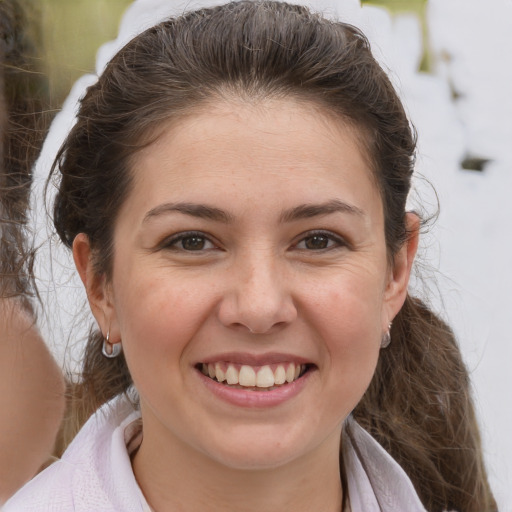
[4,394,427,512]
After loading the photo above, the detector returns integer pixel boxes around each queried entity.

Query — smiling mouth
[196,362,311,391]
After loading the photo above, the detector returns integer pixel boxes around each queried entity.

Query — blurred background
[40,0,131,107]
[39,0,426,107]
[31,0,512,510]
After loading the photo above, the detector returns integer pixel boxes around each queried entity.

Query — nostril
[217,281,297,333]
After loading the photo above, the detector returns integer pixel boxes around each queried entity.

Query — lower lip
[196,368,312,408]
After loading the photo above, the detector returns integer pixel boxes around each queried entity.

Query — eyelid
[158,230,218,252]
[292,229,349,251]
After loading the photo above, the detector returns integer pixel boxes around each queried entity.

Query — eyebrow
[279,199,364,223]
[143,198,364,224]
[143,202,234,223]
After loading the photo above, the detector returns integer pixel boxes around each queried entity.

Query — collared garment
[4,395,427,512]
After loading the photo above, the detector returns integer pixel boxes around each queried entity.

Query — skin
[0,299,65,504]
[74,98,418,512]
[0,43,65,501]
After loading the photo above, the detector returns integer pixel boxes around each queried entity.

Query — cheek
[305,266,385,342]
[304,273,384,402]
[112,267,213,368]
[321,286,382,361]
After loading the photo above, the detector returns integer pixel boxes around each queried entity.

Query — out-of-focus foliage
[361,0,426,16]
[41,0,430,107]
[41,0,132,108]
[362,0,430,71]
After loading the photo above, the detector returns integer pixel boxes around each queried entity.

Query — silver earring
[380,322,392,349]
[102,330,122,358]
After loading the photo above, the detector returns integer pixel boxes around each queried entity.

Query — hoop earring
[102,330,122,358]
[380,322,392,349]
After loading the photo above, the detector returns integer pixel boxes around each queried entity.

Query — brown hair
[0,0,49,306]
[51,2,496,510]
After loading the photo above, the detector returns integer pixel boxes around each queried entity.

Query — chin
[198,426,316,471]
[208,448,300,471]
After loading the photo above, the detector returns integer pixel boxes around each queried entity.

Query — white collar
[109,395,426,512]
[4,394,427,511]
[342,416,427,512]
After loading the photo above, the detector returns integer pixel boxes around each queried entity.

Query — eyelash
[293,230,347,252]
[159,229,347,253]
[160,231,217,252]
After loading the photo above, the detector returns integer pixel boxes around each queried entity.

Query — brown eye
[304,235,330,250]
[162,232,215,252]
[181,236,206,251]
[295,231,345,251]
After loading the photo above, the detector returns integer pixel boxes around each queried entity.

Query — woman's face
[77,98,415,471]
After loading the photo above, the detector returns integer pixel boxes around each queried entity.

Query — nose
[217,251,297,334]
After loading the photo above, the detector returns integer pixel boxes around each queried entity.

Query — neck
[132,422,343,512]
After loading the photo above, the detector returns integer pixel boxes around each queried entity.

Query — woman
[5,1,496,510]
[0,0,65,503]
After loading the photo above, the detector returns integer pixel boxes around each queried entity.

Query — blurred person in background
[0,0,65,503]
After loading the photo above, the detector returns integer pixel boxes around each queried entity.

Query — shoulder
[3,394,144,512]
[0,300,65,502]
[2,460,76,511]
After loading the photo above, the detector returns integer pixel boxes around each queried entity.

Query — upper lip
[196,352,313,366]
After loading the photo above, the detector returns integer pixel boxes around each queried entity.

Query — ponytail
[353,295,496,511]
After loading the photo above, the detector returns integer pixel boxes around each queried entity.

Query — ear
[72,233,117,340]
[382,212,420,326]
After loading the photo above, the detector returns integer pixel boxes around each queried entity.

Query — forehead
[126,98,382,217]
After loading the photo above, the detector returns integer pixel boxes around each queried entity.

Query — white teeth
[239,365,256,387]
[256,366,275,388]
[226,365,238,385]
[285,363,296,383]
[274,365,286,385]
[203,361,306,388]
[215,363,226,382]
